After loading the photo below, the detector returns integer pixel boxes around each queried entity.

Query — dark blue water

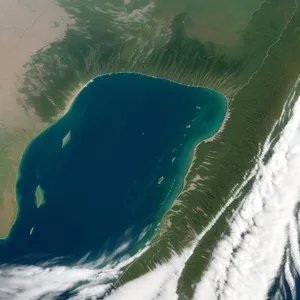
[0,73,226,264]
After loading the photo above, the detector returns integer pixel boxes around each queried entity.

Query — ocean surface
[0,73,226,265]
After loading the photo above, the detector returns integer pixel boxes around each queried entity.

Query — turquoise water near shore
[0,73,226,264]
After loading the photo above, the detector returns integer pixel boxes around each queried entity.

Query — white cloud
[0,244,148,300]
[1,89,299,300]
[194,95,300,300]
[0,265,99,300]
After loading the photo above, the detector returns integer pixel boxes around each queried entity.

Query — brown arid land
[0,0,72,238]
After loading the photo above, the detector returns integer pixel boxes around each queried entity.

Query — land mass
[0,1,300,298]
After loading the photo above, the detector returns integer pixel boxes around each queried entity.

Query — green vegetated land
[1,0,300,298]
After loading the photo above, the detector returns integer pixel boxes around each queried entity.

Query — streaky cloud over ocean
[1,82,300,299]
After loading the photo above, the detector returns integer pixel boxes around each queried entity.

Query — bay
[0,73,226,264]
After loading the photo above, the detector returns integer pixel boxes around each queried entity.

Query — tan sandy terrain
[0,0,72,238]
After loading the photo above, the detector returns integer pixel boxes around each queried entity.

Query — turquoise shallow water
[0,73,226,264]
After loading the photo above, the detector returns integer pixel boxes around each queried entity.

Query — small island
[158,176,164,185]
[0,73,226,261]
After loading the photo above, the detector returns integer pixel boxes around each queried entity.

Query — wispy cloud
[1,94,299,300]
[194,95,300,300]
[103,94,300,300]
[0,264,100,300]
[0,243,148,300]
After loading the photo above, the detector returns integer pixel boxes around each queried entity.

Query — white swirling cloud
[1,91,299,300]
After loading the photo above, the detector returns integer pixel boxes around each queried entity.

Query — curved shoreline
[0,72,228,241]
[61,71,229,119]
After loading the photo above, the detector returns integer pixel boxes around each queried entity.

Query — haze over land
[0,0,300,299]
[0,0,72,236]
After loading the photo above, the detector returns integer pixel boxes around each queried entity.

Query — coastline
[60,71,230,119]
[58,71,230,226]
[1,72,229,241]
[176,96,230,204]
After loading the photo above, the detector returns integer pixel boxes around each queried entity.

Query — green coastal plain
[1,0,300,298]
